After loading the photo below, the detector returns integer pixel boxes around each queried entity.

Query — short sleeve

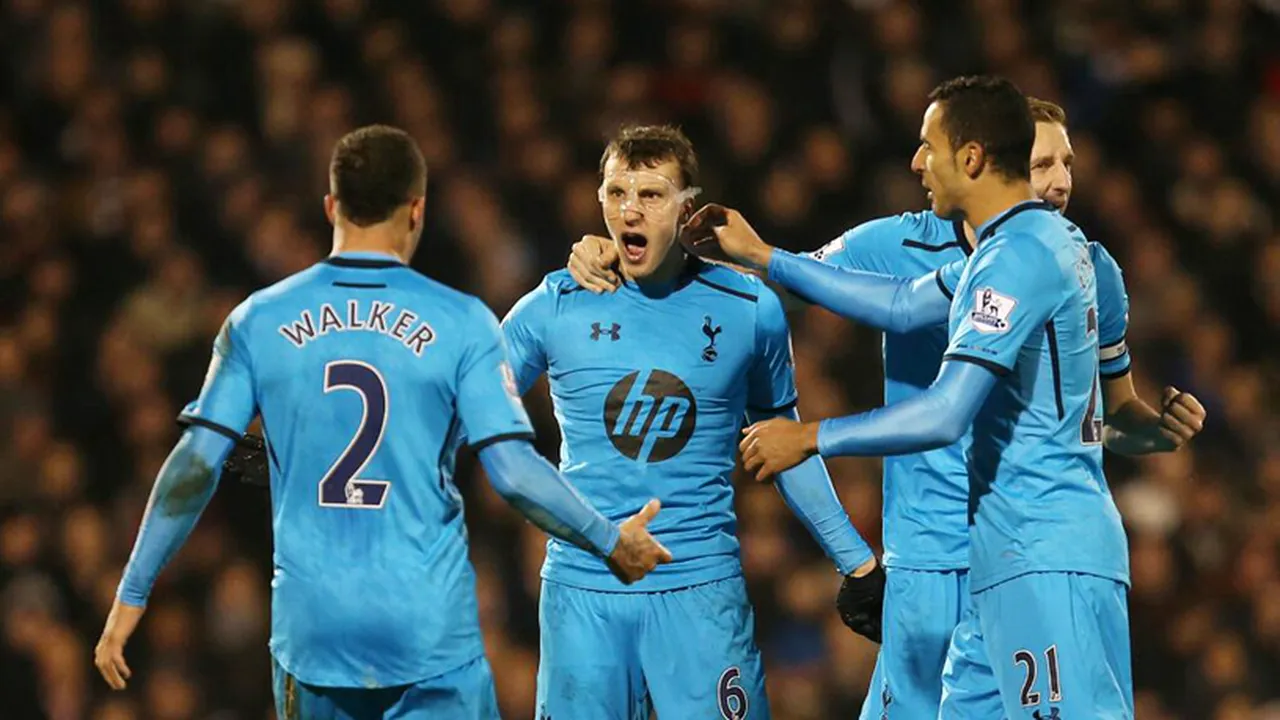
[943,236,1062,375]
[1090,242,1131,378]
[747,286,798,413]
[803,215,909,273]
[459,299,536,450]
[500,281,552,394]
[179,301,257,440]
[934,258,966,300]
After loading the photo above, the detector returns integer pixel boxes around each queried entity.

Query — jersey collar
[975,200,1056,243]
[324,251,405,269]
[951,218,972,256]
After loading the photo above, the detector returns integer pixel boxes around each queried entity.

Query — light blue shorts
[940,572,1133,719]
[536,575,768,719]
[859,568,968,720]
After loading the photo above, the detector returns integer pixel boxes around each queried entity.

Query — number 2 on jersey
[319,360,391,509]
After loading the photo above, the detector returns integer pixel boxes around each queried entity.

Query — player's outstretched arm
[693,206,951,332]
[97,424,237,690]
[768,250,952,333]
[1102,378,1205,455]
[478,440,672,584]
[741,361,997,477]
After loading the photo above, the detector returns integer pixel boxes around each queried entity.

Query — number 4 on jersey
[1080,306,1103,445]
[319,360,391,509]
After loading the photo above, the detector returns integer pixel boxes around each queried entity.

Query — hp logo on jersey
[603,370,697,462]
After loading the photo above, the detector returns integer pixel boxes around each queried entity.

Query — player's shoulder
[234,263,329,323]
[1087,240,1121,273]
[689,261,768,304]
[852,210,955,246]
[537,268,588,298]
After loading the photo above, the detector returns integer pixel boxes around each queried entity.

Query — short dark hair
[329,125,427,226]
[1027,97,1068,127]
[599,124,699,189]
[928,75,1034,181]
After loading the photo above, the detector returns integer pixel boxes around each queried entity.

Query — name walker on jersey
[278,300,436,355]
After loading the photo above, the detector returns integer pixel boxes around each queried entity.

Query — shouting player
[705,75,1158,718]
[567,96,1205,717]
[502,124,876,719]
[93,125,673,720]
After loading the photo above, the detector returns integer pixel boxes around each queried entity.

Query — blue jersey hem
[881,553,970,572]
[541,558,742,594]
[970,565,1131,594]
[268,645,485,689]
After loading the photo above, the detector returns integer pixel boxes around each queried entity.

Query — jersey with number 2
[178,253,534,689]
[943,202,1129,593]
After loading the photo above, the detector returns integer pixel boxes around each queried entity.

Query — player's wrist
[849,556,878,579]
[596,521,622,558]
[741,242,773,271]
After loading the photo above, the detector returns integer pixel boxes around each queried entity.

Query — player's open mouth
[621,232,648,262]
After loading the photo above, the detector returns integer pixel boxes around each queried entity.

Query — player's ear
[408,196,425,232]
[961,142,985,179]
[323,194,337,225]
[678,199,694,226]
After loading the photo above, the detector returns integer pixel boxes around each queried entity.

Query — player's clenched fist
[568,234,622,293]
[94,600,144,690]
[1159,385,1206,448]
[740,417,821,482]
[607,499,674,584]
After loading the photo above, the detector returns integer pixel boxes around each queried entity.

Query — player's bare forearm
[1102,376,1205,455]
[1102,397,1170,455]
[117,426,233,606]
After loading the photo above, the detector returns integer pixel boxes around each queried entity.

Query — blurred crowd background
[1,0,1279,718]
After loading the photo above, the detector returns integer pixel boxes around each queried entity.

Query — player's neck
[331,228,408,264]
[623,247,687,293]
[961,180,1038,238]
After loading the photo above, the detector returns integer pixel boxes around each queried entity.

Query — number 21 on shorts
[1013,645,1062,707]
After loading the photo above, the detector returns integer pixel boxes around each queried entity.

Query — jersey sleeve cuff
[176,413,244,442]
[467,431,537,454]
[942,353,1012,377]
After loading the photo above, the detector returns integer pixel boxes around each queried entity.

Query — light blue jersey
[806,211,971,570]
[943,201,1129,593]
[502,262,799,592]
[179,252,534,689]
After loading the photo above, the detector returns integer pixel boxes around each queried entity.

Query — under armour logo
[590,322,621,341]
[701,315,722,362]
[1033,709,1061,720]
[880,686,892,720]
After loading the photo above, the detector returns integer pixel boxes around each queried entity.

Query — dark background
[1,0,1279,717]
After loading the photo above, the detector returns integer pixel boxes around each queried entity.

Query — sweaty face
[599,155,696,280]
[1030,121,1074,212]
[911,102,964,219]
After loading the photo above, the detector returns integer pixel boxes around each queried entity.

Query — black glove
[223,433,270,486]
[836,562,886,643]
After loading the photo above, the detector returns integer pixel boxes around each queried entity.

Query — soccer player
[567,96,1205,718]
[93,125,673,720]
[502,124,876,719]
[702,75,1155,718]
